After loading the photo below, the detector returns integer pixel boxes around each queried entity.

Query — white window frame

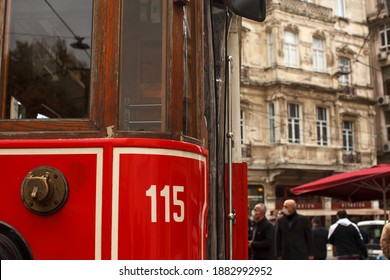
[385,111,390,141]
[342,120,354,151]
[313,38,325,72]
[379,24,390,52]
[316,107,329,146]
[288,103,301,144]
[338,57,351,86]
[268,102,276,143]
[336,0,346,17]
[284,31,298,68]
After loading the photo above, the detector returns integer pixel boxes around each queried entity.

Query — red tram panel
[0,139,208,260]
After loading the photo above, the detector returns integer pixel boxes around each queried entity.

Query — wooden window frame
[0,0,204,142]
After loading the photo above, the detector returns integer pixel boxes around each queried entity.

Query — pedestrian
[248,203,275,260]
[275,199,314,260]
[311,217,328,260]
[328,209,368,260]
[380,210,390,260]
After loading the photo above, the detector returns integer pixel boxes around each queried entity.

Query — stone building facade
[240,0,382,224]
[366,0,390,164]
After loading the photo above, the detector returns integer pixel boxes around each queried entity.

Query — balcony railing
[267,0,334,21]
[342,152,361,163]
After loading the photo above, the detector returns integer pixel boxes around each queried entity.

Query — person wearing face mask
[248,203,275,260]
[275,199,314,260]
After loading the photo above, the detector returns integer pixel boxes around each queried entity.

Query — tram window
[182,5,197,138]
[1,0,93,119]
[119,0,167,132]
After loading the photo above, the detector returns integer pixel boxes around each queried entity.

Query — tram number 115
[146,185,185,223]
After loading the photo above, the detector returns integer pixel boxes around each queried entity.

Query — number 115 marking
[146,185,185,223]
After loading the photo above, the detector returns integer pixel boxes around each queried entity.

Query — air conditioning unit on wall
[378,51,388,61]
[378,95,390,105]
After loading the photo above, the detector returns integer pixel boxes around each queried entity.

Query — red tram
[0,0,265,260]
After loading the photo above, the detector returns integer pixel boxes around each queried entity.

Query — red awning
[291,164,390,218]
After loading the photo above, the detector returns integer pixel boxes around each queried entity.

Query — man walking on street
[275,199,314,260]
[248,203,275,259]
[311,217,328,260]
[328,209,368,260]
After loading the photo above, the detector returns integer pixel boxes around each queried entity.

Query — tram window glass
[119,0,167,132]
[182,5,197,138]
[1,0,93,119]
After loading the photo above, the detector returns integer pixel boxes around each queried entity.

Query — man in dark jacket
[311,217,328,260]
[275,199,314,260]
[328,209,368,260]
[248,203,275,259]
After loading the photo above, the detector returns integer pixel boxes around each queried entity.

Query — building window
[240,110,245,144]
[267,32,275,67]
[317,107,329,146]
[385,111,390,142]
[338,57,351,86]
[335,0,346,17]
[382,66,390,95]
[268,102,276,143]
[313,38,325,72]
[288,103,301,144]
[342,121,354,151]
[284,31,298,68]
[379,24,390,52]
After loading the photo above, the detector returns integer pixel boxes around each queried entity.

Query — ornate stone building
[240,0,382,224]
[366,0,390,164]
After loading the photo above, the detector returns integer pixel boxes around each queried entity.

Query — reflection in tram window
[1,0,93,119]
[182,5,197,138]
[120,0,167,132]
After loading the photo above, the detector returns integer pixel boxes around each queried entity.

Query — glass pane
[380,31,385,48]
[322,126,328,145]
[2,0,93,119]
[343,121,351,130]
[385,111,390,124]
[387,127,390,141]
[313,38,323,49]
[348,134,353,150]
[343,132,347,149]
[183,5,197,138]
[294,123,300,143]
[387,30,390,47]
[289,104,299,118]
[288,122,293,141]
[317,107,322,120]
[119,0,167,132]
[284,31,296,44]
